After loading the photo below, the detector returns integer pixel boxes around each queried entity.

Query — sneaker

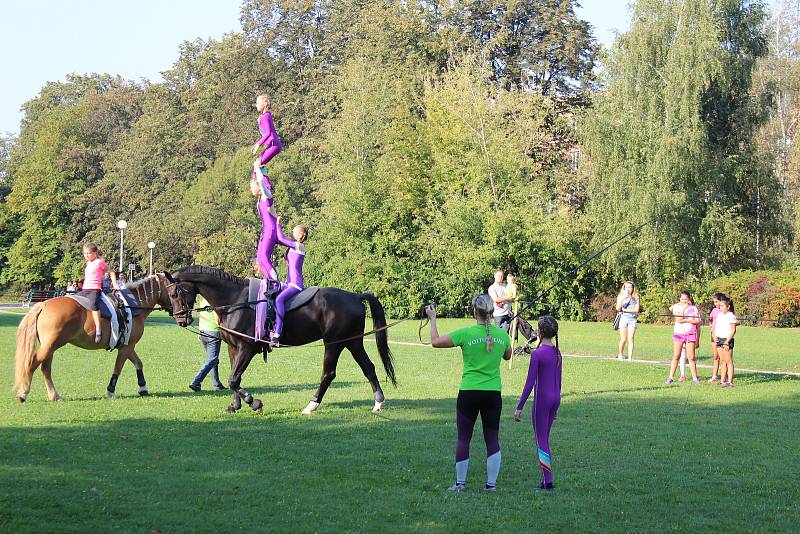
[617,354,624,361]
[212,384,227,390]
[723,382,734,388]
[537,482,554,491]
[692,378,701,385]
[665,378,674,385]
[708,377,718,383]
[189,383,200,392]
[720,381,730,387]
[679,375,686,382]
[483,484,497,492]
[447,483,466,493]
[627,356,632,362]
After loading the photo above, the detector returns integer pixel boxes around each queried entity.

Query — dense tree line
[0,0,797,317]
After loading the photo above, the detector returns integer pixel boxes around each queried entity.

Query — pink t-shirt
[709,307,720,330]
[83,258,107,290]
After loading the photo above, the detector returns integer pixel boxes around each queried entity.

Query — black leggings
[455,390,502,462]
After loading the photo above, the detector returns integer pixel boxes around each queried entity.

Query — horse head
[162,271,197,327]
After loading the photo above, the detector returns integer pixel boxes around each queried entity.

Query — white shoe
[617,354,624,361]
[627,356,632,362]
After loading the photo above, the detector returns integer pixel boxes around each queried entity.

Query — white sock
[486,451,501,487]
[679,346,687,377]
[455,459,469,485]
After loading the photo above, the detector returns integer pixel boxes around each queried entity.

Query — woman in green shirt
[189,296,225,391]
[425,294,512,492]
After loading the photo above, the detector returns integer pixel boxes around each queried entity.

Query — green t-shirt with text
[448,324,510,391]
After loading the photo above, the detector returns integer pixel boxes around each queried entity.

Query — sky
[0,1,634,136]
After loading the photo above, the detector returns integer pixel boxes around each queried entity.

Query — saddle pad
[286,286,319,312]
[66,290,142,317]
[247,278,318,312]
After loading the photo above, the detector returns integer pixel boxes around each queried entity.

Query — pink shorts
[673,333,698,344]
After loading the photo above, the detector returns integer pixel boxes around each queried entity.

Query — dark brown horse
[163,266,397,414]
[13,274,173,402]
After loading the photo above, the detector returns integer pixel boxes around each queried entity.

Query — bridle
[163,275,194,324]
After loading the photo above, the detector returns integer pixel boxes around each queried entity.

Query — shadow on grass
[4,374,800,531]
[1,389,799,533]
[63,381,362,402]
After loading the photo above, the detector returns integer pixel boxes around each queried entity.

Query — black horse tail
[360,293,397,387]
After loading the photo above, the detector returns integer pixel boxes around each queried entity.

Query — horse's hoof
[16,395,26,403]
[54,395,63,402]
[243,393,253,404]
[372,401,384,413]
[225,405,237,414]
[107,390,116,400]
[301,401,320,415]
[251,399,263,412]
[138,387,150,397]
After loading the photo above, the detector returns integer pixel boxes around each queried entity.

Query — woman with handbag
[615,280,640,361]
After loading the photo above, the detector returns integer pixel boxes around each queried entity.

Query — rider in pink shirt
[80,243,118,344]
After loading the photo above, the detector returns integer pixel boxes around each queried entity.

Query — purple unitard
[256,194,279,281]
[272,226,304,339]
[516,344,562,485]
[252,111,282,187]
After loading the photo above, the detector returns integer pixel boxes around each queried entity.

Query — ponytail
[472,294,495,353]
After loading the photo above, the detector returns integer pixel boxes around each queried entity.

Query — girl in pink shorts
[666,291,701,384]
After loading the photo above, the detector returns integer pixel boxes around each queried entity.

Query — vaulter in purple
[251,94,282,196]
[514,315,562,491]
[250,177,280,282]
[270,223,308,345]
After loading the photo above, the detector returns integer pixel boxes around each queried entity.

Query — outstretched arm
[276,218,298,248]
[426,306,454,348]
[515,351,538,417]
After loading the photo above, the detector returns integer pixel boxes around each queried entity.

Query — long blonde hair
[472,294,495,352]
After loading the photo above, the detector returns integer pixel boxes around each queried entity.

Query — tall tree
[583,0,777,285]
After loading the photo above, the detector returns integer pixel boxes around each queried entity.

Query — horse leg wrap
[136,369,146,387]
[107,374,119,393]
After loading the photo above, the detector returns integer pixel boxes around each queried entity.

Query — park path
[380,339,800,378]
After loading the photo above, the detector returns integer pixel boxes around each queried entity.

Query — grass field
[1,308,798,532]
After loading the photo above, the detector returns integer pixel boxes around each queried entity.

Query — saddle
[248,278,319,345]
[66,289,140,350]
[247,278,319,312]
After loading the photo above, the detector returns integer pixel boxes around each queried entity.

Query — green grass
[396,318,800,373]
[1,309,799,532]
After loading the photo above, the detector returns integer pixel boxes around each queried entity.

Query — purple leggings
[273,284,301,338]
[256,198,278,281]
[532,396,559,484]
[455,390,501,462]
[259,144,281,166]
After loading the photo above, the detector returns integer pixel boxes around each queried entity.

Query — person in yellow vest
[189,296,226,391]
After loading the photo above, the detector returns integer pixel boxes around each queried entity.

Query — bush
[712,271,800,327]
[618,271,800,327]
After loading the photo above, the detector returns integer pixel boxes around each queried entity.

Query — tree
[582,0,777,285]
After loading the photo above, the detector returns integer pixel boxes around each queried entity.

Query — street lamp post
[147,242,155,276]
[117,220,128,274]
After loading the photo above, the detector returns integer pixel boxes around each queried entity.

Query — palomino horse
[14,274,174,402]
[163,266,397,414]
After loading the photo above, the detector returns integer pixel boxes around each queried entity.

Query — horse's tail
[14,302,44,396]
[360,293,397,387]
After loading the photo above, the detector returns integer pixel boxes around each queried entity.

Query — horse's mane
[176,265,249,286]
[126,275,157,291]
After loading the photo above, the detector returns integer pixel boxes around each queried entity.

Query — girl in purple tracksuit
[251,94,282,196]
[514,315,562,491]
[270,224,307,345]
